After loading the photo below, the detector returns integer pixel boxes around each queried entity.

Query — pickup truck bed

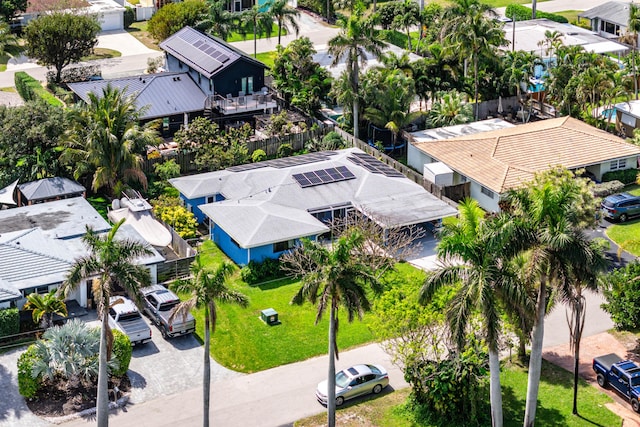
[593,353,623,372]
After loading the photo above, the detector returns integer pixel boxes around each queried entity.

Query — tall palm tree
[59,219,152,427]
[196,0,236,41]
[24,290,68,329]
[328,10,385,139]
[420,199,530,427]
[0,21,19,58]
[503,50,542,104]
[428,90,473,127]
[269,0,299,46]
[629,3,640,100]
[241,3,274,58]
[504,168,600,427]
[443,1,506,120]
[170,256,248,427]
[283,230,384,427]
[61,85,161,196]
[393,0,419,52]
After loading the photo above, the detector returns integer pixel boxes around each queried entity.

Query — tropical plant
[0,21,19,58]
[503,50,542,103]
[269,0,299,45]
[503,167,600,427]
[196,0,236,41]
[61,85,161,196]
[428,90,473,128]
[281,230,386,427]
[442,0,506,120]
[23,290,68,329]
[328,9,385,139]
[392,0,419,52]
[419,199,531,427]
[169,256,249,427]
[240,3,274,58]
[147,0,208,41]
[59,219,152,427]
[601,262,640,330]
[629,3,640,99]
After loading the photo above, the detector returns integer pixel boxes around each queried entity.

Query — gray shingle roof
[159,26,266,79]
[67,73,207,120]
[579,2,632,26]
[18,177,85,202]
[171,148,458,248]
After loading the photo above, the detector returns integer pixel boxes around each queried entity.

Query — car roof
[109,296,139,314]
[346,364,374,377]
[606,192,638,203]
[142,285,180,304]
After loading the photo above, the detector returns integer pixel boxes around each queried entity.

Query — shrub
[151,194,198,239]
[17,345,43,399]
[240,258,284,284]
[111,329,132,377]
[602,262,640,330]
[0,307,19,338]
[45,64,102,86]
[153,158,180,180]
[505,4,568,23]
[14,72,63,106]
[377,2,403,29]
[277,143,293,158]
[593,180,625,198]
[124,6,135,29]
[252,149,267,163]
[602,168,639,184]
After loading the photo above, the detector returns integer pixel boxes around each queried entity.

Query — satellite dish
[112,199,121,210]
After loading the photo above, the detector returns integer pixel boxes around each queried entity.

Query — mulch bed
[27,376,130,417]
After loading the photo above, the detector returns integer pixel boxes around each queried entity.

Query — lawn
[82,48,121,61]
[295,360,621,426]
[127,21,161,51]
[181,240,426,373]
[226,26,286,43]
[606,185,640,256]
[255,51,277,68]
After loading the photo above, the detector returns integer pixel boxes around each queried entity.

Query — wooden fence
[154,217,197,283]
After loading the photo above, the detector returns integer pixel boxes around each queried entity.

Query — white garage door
[100,11,123,31]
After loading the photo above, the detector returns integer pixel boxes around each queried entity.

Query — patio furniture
[258,94,265,104]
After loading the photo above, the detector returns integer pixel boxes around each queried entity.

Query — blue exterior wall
[180,193,225,224]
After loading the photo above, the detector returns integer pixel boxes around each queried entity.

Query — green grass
[86,196,111,221]
[0,54,8,72]
[605,185,640,255]
[295,360,621,426]
[127,21,160,51]
[82,48,121,61]
[183,240,425,373]
[255,51,277,68]
[226,26,287,43]
[555,10,582,24]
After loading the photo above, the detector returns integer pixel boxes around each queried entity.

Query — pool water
[601,108,616,119]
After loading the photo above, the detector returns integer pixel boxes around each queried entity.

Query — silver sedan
[316,364,389,406]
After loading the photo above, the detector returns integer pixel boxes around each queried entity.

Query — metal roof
[159,26,266,79]
[18,177,85,202]
[172,148,458,248]
[579,2,632,26]
[67,72,207,120]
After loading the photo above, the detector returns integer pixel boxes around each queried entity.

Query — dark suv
[601,192,640,222]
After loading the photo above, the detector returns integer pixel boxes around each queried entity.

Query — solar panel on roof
[347,155,405,178]
[292,167,356,188]
[219,54,230,63]
[194,40,204,47]
[200,43,211,51]
[211,51,222,59]
[205,47,216,55]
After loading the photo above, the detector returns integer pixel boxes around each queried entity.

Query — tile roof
[67,72,207,120]
[18,177,85,201]
[413,117,640,194]
[171,148,458,248]
[159,26,266,79]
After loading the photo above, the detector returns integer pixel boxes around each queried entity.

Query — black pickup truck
[592,353,640,412]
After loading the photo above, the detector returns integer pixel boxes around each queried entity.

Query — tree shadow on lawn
[256,277,297,291]
[502,385,566,427]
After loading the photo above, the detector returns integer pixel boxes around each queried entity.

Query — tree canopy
[24,13,101,84]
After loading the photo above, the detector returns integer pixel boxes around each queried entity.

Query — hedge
[505,4,569,23]
[14,72,63,107]
[240,258,285,285]
[111,329,132,377]
[17,345,42,399]
[602,168,639,185]
[0,308,19,338]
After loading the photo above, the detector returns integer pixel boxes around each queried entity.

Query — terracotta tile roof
[414,117,640,193]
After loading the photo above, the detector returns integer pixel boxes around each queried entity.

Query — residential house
[579,1,636,42]
[17,177,86,207]
[0,197,165,309]
[412,117,640,212]
[614,100,640,137]
[14,0,124,31]
[169,148,458,266]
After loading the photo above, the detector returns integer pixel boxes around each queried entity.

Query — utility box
[424,162,454,187]
[260,308,279,325]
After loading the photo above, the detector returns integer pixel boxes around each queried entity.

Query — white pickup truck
[141,285,196,339]
[108,296,152,346]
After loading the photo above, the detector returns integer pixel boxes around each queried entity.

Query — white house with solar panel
[169,148,458,266]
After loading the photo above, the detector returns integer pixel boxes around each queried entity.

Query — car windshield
[119,312,141,322]
[367,365,381,375]
[335,370,351,388]
[602,200,615,208]
[632,377,640,388]
[159,301,178,311]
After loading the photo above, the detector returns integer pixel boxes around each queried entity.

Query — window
[206,196,215,204]
[273,239,295,252]
[480,186,494,199]
[610,159,627,171]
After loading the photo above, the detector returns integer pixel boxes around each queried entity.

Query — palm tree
[629,3,640,100]
[24,290,68,329]
[59,219,153,427]
[504,168,600,427]
[61,85,161,196]
[282,230,384,427]
[503,50,542,104]
[170,256,248,427]
[328,10,385,139]
[393,0,419,52]
[269,0,299,46]
[196,0,236,41]
[241,4,274,58]
[0,21,19,58]
[420,199,530,427]
[428,90,473,127]
[443,1,506,120]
